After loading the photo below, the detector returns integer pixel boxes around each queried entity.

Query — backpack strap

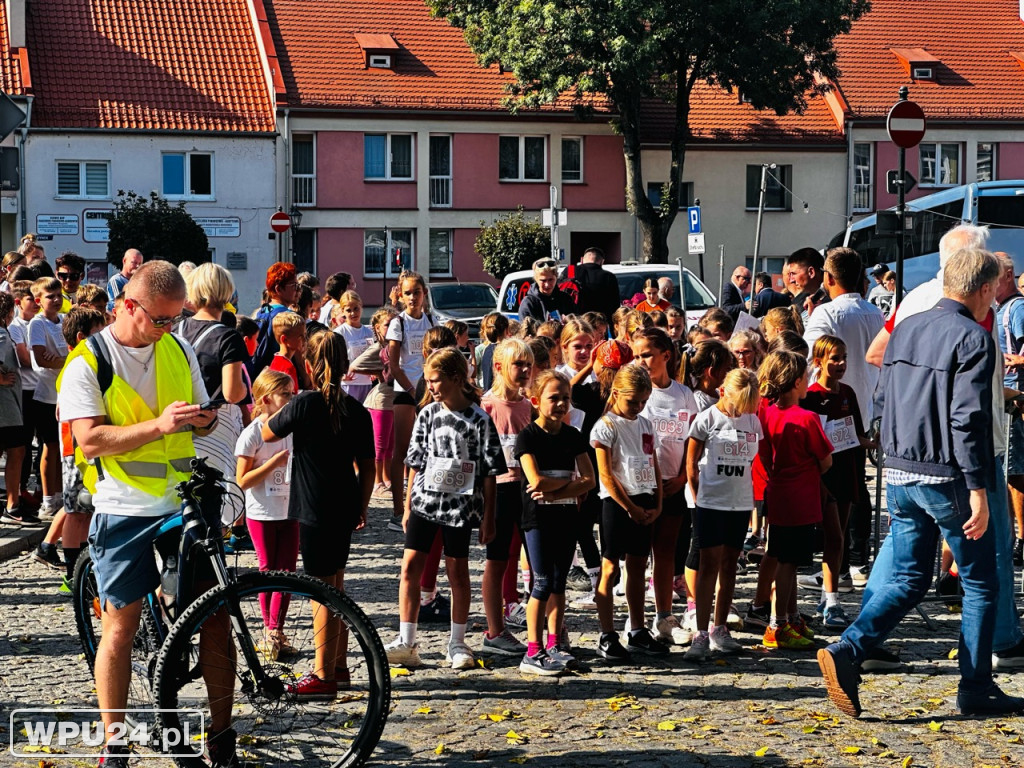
[87,334,114,397]
[1003,297,1024,355]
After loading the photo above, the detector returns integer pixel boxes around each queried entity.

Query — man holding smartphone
[785,247,829,322]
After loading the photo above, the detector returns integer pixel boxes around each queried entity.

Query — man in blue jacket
[818,247,1024,718]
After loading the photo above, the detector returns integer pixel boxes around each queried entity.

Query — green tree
[106,190,210,268]
[430,0,869,263]
[476,206,551,278]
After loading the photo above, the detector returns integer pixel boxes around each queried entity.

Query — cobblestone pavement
[1,494,1023,768]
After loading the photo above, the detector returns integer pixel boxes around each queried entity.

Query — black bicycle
[73,458,391,767]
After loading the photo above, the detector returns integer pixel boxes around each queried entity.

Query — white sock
[825,592,840,608]
[450,621,467,645]
[399,621,417,646]
[42,495,54,510]
[587,567,600,590]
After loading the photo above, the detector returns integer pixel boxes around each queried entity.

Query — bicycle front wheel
[152,571,391,768]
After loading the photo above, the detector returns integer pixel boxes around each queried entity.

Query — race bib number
[424,457,476,496]
[649,408,690,442]
[825,415,859,454]
[538,469,576,506]
[265,464,289,497]
[628,456,657,492]
[407,333,426,356]
[499,433,519,468]
[348,336,371,357]
[711,429,757,466]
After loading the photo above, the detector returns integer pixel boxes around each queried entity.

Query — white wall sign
[195,217,241,238]
[36,214,79,236]
[83,209,112,242]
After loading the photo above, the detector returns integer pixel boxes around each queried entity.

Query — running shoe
[386,516,405,533]
[672,574,687,604]
[503,602,527,628]
[992,637,1024,670]
[709,625,742,654]
[653,614,692,645]
[684,631,710,662]
[848,564,869,587]
[32,543,62,570]
[682,606,698,634]
[726,604,744,631]
[626,627,670,656]
[286,673,338,702]
[483,628,526,656]
[519,649,564,676]
[548,641,577,669]
[1,507,39,526]
[97,744,131,767]
[798,570,853,593]
[384,637,422,667]
[822,603,850,629]
[743,603,771,631]
[58,576,72,595]
[791,617,815,640]
[597,631,630,661]
[743,533,761,552]
[419,592,451,624]
[446,641,476,670]
[817,644,862,717]
[36,502,58,521]
[566,565,592,592]
[956,683,1024,716]
[764,623,813,650]
[861,646,904,673]
[371,482,392,499]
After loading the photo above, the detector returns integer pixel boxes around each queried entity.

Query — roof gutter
[23,126,277,137]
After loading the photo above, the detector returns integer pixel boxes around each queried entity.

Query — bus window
[912,199,963,256]
[979,196,1024,229]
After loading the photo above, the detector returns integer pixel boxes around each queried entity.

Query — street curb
[0,526,47,563]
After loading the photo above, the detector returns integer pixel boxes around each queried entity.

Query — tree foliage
[430,0,870,262]
[476,207,551,278]
[106,190,210,268]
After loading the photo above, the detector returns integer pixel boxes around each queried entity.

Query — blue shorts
[1006,416,1024,477]
[88,512,176,611]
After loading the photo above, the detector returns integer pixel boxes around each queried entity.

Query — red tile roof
[834,0,1024,120]
[26,0,275,132]
[0,2,28,95]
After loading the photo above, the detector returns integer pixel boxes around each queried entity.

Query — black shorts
[20,391,37,446]
[405,511,472,559]
[0,424,29,450]
[299,519,354,577]
[600,494,655,560]
[765,523,816,567]
[486,483,522,560]
[661,487,686,517]
[30,398,57,443]
[693,507,749,550]
[393,391,416,407]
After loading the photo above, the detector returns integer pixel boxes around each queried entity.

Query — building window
[646,181,694,210]
[364,134,413,180]
[56,161,109,199]
[977,143,996,183]
[745,165,792,210]
[561,137,582,182]
[853,143,873,212]
[499,135,546,181]
[162,152,213,199]
[429,135,452,207]
[429,229,453,276]
[292,229,316,275]
[292,134,315,206]
[919,143,959,187]
[364,228,413,277]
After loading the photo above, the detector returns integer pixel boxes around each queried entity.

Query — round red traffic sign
[270,211,291,233]
[887,100,926,149]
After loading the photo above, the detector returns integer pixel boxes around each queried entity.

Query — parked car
[429,281,499,339]
[497,262,717,327]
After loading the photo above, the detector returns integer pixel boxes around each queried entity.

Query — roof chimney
[6,0,26,49]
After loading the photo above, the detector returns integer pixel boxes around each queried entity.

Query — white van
[497,262,717,327]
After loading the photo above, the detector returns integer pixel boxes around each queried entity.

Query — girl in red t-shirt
[757,350,832,651]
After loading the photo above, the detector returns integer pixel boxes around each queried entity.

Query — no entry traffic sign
[887,100,926,149]
[270,210,291,233]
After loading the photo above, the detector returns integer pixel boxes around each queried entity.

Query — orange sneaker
[763,624,780,648]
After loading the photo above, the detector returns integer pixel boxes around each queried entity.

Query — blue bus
[829,181,1024,291]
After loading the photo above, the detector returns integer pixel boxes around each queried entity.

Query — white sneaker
[653,614,692,645]
[797,571,824,591]
[682,607,698,633]
[446,641,475,670]
[684,631,710,662]
[709,625,742,654]
[571,590,597,609]
[726,604,744,631]
[385,637,422,667]
[849,565,869,587]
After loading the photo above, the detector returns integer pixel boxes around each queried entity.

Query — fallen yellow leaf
[680,716,701,723]
[754,746,770,757]
[843,746,862,754]
[657,720,677,731]
[901,757,912,768]
[434,742,446,755]
[761,717,778,725]
[416,707,433,714]
[389,667,410,678]
[947,648,958,660]
[509,758,528,765]
[927,721,943,732]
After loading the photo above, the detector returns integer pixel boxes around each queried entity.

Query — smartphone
[810,288,827,304]
[200,397,228,410]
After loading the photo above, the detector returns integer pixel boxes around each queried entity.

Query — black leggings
[575,489,602,569]
[524,525,576,602]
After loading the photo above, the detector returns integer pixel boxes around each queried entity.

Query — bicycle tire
[72,547,164,709]
[152,571,391,768]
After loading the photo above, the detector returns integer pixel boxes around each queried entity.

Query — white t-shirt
[57,326,209,517]
[590,411,657,499]
[640,380,699,481]
[234,418,293,522]
[28,314,69,404]
[335,323,375,388]
[385,312,435,393]
[9,316,38,391]
[318,298,337,326]
[687,406,762,511]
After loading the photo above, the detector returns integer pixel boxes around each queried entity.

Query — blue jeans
[864,460,1022,652]
[840,478,997,692]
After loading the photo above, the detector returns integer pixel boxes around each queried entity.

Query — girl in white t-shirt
[332,290,375,403]
[235,368,296,660]
[590,365,668,661]
[684,368,762,661]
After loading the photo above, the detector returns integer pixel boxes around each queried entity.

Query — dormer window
[912,67,934,80]
[354,33,399,70]
[890,47,941,81]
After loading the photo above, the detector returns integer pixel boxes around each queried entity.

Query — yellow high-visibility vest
[57,333,196,496]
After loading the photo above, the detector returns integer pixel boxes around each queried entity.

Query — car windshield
[616,269,716,311]
[431,283,498,310]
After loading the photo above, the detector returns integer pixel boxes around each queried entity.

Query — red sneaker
[286,673,338,701]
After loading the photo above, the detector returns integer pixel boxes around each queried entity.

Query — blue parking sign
[688,206,701,234]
